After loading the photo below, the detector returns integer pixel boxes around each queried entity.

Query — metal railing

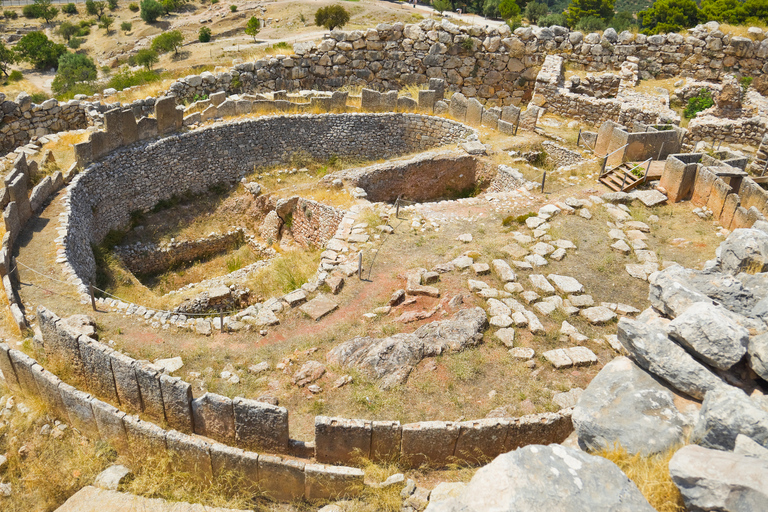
[598,143,629,178]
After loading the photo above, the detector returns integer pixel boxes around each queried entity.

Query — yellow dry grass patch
[0,77,47,101]
[597,445,686,512]
[40,131,89,175]
[720,22,768,39]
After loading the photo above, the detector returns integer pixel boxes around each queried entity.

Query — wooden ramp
[599,162,648,192]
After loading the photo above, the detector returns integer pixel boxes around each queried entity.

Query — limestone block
[454,418,510,464]
[465,98,483,126]
[8,349,40,395]
[401,421,460,468]
[310,97,332,112]
[134,361,165,422]
[137,117,157,140]
[191,392,235,445]
[429,78,445,100]
[361,88,381,111]
[504,411,574,451]
[109,351,142,413]
[209,91,226,106]
[305,463,364,500]
[519,105,542,131]
[31,365,68,420]
[91,399,128,451]
[120,109,138,145]
[660,159,697,203]
[258,454,305,501]
[159,374,194,434]
[501,105,521,125]
[78,337,120,405]
[123,414,167,453]
[166,430,213,483]
[217,99,236,118]
[89,131,108,161]
[209,443,259,490]
[707,179,732,218]
[155,96,182,135]
[449,93,468,121]
[731,206,751,229]
[721,192,740,229]
[8,174,31,225]
[104,108,124,150]
[397,96,418,112]
[0,342,20,391]
[371,420,402,462]
[381,90,398,111]
[58,382,99,437]
[3,202,20,245]
[235,100,253,115]
[482,107,500,128]
[691,167,717,206]
[331,91,348,111]
[315,416,372,464]
[29,176,52,213]
[418,90,436,112]
[233,397,289,453]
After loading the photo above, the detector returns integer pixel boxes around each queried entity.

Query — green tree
[499,0,521,18]
[0,41,17,78]
[198,26,212,42]
[433,0,453,13]
[51,52,96,93]
[244,15,260,41]
[539,12,567,25]
[93,0,107,15]
[135,48,158,69]
[701,0,746,24]
[566,0,614,27]
[58,20,79,41]
[108,0,119,10]
[483,0,501,18]
[121,21,132,31]
[99,14,113,33]
[744,0,768,19]
[575,14,606,30]
[639,0,700,35]
[140,0,163,22]
[151,29,183,54]
[62,3,78,14]
[85,0,98,15]
[609,11,636,31]
[314,4,350,31]
[33,0,59,24]
[15,31,67,69]
[524,1,548,23]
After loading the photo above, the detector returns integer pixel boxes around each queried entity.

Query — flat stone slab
[153,356,183,374]
[495,327,515,348]
[55,486,249,512]
[300,294,339,321]
[580,306,617,324]
[547,274,584,294]
[501,243,528,259]
[529,274,555,294]
[543,348,573,369]
[283,289,307,307]
[631,189,667,207]
[509,347,534,360]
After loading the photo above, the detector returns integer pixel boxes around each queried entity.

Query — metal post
[541,171,546,193]
[576,128,582,147]
[599,156,608,177]
[220,312,225,333]
[657,141,665,161]
[762,159,768,177]
[395,195,401,219]
[716,141,722,152]
[514,116,520,136]
[357,251,363,280]
[620,172,627,191]
[89,284,96,311]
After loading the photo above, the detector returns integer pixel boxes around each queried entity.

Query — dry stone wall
[290,198,346,249]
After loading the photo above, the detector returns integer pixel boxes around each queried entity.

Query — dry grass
[244,248,320,299]
[597,445,686,512]
[720,22,768,39]
[40,131,89,175]
[0,77,47,101]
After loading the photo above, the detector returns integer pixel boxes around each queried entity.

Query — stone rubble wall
[489,164,528,192]
[687,114,768,147]
[114,229,246,276]
[61,113,472,298]
[0,339,364,502]
[289,198,346,250]
[166,21,768,107]
[26,306,574,472]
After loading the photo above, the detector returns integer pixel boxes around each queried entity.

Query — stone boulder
[426,444,655,512]
[573,357,689,455]
[712,228,768,275]
[669,445,768,512]
[691,384,768,451]
[414,307,487,357]
[748,333,768,381]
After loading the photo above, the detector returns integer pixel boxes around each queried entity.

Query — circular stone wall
[61,113,473,294]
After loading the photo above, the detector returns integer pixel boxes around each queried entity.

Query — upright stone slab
[78,337,119,405]
[38,307,85,379]
[315,416,372,464]
[429,78,445,100]
[482,107,501,128]
[209,444,259,490]
[123,415,167,453]
[331,91,348,111]
[104,108,124,150]
[721,193,740,229]
[397,96,418,112]
[304,463,364,500]
[361,89,382,111]
[8,349,40,395]
[418,90,436,112]
[504,411,573,451]
[258,455,305,501]
[233,397,289,453]
[217,99,236,118]
[273,90,287,101]
[155,96,182,135]
[58,382,99,437]
[465,98,484,126]
[371,420,401,462]
[381,90,398,111]
[235,100,253,115]
[707,179,732,219]
[401,421,460,468]
[454,418,510,464]
[191,392,236,445]
[691,167,718,206]
[89,131,108,161]
[8,174,31,225]
[134,362,165,421]
[109,351,142,413]
[501,105,521,125]
[91,399,128,451]
[120,109,138,145]
[310,97,332,112]
[166,430,213,483]
[31,365,68,420]
[74,141,93,166]
[449,93,468,121]
[519,105,542,131]
[0,342,20,391]
[3,202,20,245]
[136,117,157,140]
[209,91,226,106]
[159,374,194,434]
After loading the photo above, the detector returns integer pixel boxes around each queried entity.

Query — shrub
[211,0,218,4]
[128,2,139,10]
[575,14,607,31]
[229,4,236,11]
[539,12,567,26]
[85,0,98,15]
[244,16,260,41]
[62,3,78,14]
[9,70,24,82]
[4,10,19,19]
[23,4,39,18]
[683,88,714,119]
[58,21,78,41]
[524,1,548,24]
[30,92,49,103]
[198,26,212,42]
[121,21,132,31]
[432,0,451,14]
[99,14,114,33]
[68,37,83,49]
[461,37,474,51]
[15,31,67,69]
[151,30,183,54]
[140,0,163,22]
[315,4,350,31]
[108,0,119,10]
[134,48,159,69]
[52,52,97,94]
[106,67,160,89]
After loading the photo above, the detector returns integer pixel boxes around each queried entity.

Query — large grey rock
[714,228,768,275]
[414,307,487,357]
[573,356,688,455]
[427,444,655,512]
[93,465,132,491]
[748,333,768,380]
[669,444,768,512]
[734,433,768,461]
[667,302,749,370]
[691,384,768,451]
[618,316,722,400]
